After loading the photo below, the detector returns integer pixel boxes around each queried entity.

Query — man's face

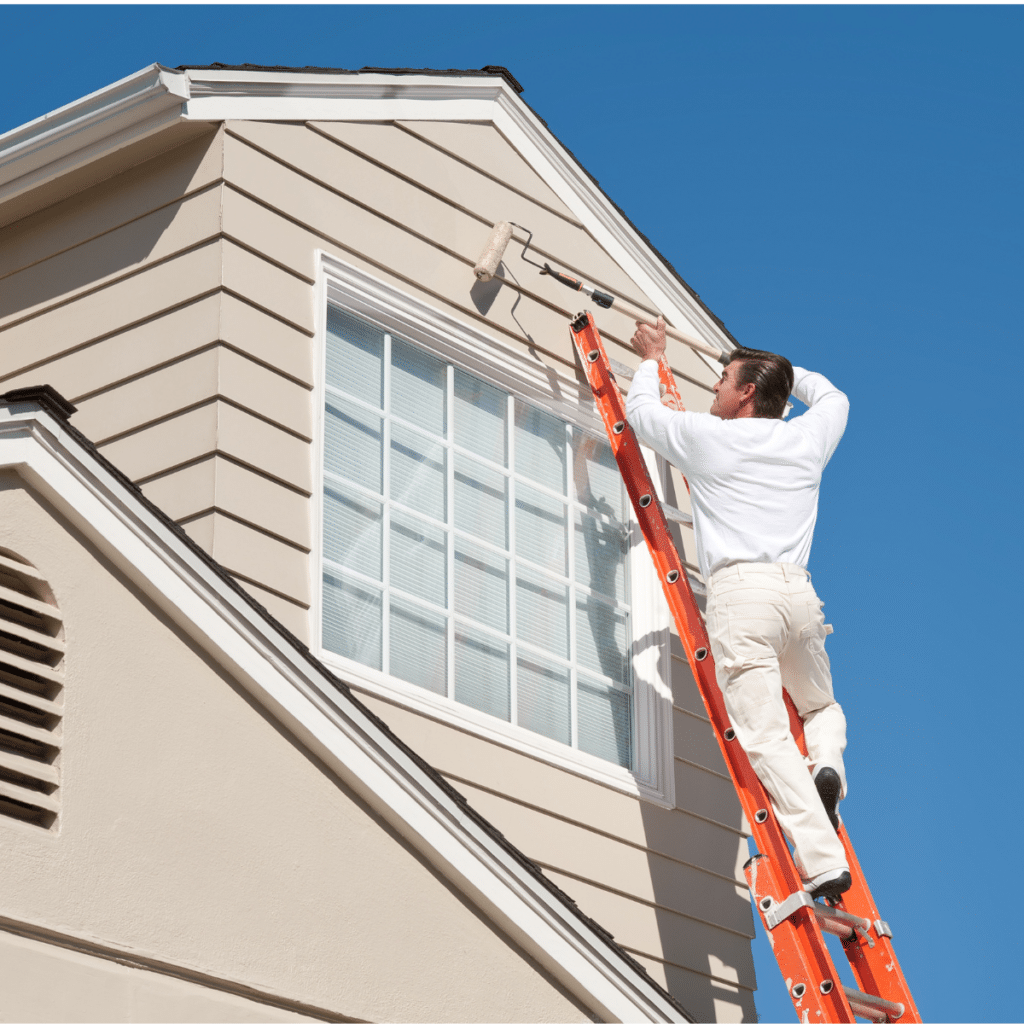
[710,360,753,419]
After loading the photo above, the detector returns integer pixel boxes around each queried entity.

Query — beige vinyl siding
[215,119,749,1021]
[1,114,751,1020]
[0,132,316,629]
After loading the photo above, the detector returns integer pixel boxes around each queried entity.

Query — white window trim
[310,252,675,807]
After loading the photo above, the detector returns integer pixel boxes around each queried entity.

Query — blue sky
[2,5,1021,1021]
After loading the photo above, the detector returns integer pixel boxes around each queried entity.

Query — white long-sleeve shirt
[625,361,849,579]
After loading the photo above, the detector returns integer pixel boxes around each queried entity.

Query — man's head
[711,347,794,420]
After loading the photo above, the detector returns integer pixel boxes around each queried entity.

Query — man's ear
[740,382,757,403]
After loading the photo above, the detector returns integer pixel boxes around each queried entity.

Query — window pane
[391,337,446,437]
[516,565,569,659]
[455,453,507,549]
[325,399,383,493]
[571,431,624,519]
[324,482,382,581]
[578,675,632,768]
[515,401,566,494]
[455,370,507,465]
[576,594,630,686]
[390,509,446,608]
[323,570,382,670]
[517,655,570,745]
[455,625,510,721]
[575,511,628,603]
[326,306,383,408]
[390,422,446,521]
[515,482,567,575]
[391,597,447,695]
[455,540,508,633]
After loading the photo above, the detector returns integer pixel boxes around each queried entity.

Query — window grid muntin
[324,312,633,766]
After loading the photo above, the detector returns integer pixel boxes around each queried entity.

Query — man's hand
[631,316,666,362]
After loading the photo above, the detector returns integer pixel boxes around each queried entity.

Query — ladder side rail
[836,825,922,1020]
[569,312,855,1023]
[786,668,920,1017]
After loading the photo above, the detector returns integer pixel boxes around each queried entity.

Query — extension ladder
[568,311,920,1023]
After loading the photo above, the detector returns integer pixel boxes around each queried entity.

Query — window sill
[319,648,676,808]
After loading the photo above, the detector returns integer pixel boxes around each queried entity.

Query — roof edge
[176,62,524,93]
[0,63,188,211]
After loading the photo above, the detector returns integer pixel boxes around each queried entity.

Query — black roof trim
[3,385,77,421]
[176,63,524,94]
[1,387,695,1023]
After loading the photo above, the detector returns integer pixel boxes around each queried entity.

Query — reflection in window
[322,305,633,768]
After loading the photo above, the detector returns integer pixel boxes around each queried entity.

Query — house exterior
[0,65,757,1022]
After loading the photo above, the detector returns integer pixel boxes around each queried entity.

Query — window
[321,306,634,768]
[315,255,675,803]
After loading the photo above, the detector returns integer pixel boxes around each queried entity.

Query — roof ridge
[175,63,524,93]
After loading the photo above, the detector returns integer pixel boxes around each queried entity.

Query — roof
[176,62,525,93]
[0,386,696,1022]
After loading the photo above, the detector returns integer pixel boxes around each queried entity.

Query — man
[626,317,851,902]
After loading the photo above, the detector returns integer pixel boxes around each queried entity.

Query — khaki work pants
[706,562,848,880]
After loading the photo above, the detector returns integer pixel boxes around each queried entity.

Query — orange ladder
[569,311,920,1023]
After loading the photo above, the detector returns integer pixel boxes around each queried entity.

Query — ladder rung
[843,985,905,1021]
[812,902,872,941]
[607,357,635,381]
[661,503,693,527]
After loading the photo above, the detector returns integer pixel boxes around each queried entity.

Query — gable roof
[0,386,695,1022]
[0,62,735,360]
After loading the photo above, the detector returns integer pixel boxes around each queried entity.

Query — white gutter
[0,63,188,207]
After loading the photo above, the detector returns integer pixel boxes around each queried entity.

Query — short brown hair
[726,347,794,419]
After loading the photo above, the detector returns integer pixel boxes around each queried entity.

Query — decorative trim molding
[0,398,689,1023]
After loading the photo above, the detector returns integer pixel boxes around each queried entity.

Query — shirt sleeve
[791,366,849,466]
[624,360,701,470]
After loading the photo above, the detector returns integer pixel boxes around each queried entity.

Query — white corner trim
[0,64,189,207]
[0,403,687,1024]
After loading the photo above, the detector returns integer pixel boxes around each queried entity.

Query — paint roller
[473,221,730,365]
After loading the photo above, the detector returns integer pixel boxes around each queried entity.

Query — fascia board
[182,68,505,125]
[0,406,688,1024]
[0,64,188,207]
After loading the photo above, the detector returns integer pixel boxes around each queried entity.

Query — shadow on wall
[0,132,217,321]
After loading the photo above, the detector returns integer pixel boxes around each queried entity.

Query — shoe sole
[809,869,852,904]
[815,767,841,831]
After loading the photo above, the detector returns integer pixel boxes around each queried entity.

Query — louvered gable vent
[0,551,63,829]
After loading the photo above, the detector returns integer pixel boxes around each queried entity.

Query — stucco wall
[0,475,590,1024]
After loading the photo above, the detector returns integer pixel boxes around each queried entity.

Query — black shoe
[815,767,842,831]
[807,869,852,904]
